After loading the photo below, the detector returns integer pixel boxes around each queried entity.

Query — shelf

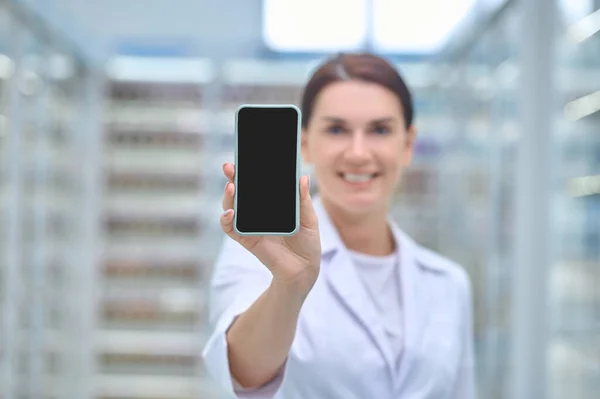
[549,338,600,377]
[96,375,200,398]
[220,83,303,105]
[105,213,202,236]
[100,353,198,376]
[97,330,201,354]
[105,258,200,278]
[105,194,206,218]
[109,81,204,103]
[103,292,201,319]
[106,241,207,260]
[552,261,600,304]
[13,374,211,399]
[106,171,203,192]
[107,130,204,149]
[95,329,209,396]
[105,149,204,174]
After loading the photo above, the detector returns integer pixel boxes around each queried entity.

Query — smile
[339,173,379,183]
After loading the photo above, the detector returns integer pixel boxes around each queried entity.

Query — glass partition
[433,5,520,397]
[551,3,600,398]
[436,1,600,398]
[0,3,92,397]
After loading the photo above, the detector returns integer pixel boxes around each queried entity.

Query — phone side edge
[232,105,243,236]
[294,103,302,236]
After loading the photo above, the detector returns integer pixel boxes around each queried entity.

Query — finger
[221,181,235,212]
[220,208,236,237]
[299,175,319,230]
[223,162,235,183]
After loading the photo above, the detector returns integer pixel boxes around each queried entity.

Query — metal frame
[3,0,91,67]
[67,64,105,399]
[1,12,24,399]
[28,33,51,398]
[509,0,558,398]
[435,0,516,64]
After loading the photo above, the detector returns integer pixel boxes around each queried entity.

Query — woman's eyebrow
[320,116,397,124]
[369,117,396,124]
[320,116,346,123]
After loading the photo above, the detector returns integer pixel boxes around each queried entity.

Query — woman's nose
[346,132,370,161]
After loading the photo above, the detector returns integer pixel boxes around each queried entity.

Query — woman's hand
[220,163,321,295]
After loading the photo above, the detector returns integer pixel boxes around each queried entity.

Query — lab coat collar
[312,195,447,274]
[388,219,448,274]
[313,195,409,257]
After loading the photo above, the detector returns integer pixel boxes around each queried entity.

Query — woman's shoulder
[390,221,472,293]
[413,243,473,294]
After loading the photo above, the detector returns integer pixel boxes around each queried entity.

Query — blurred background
[0,0,598,398]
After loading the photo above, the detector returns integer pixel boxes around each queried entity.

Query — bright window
[262,0,368,52]
[372,0,476,53]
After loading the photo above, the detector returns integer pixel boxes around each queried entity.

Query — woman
[202,53,476,399]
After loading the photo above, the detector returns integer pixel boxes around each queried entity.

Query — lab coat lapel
[390,223,428,389]
[313,197,397,379]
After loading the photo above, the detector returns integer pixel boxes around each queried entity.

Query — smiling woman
[202,52,476,399]
[300,53,417,221]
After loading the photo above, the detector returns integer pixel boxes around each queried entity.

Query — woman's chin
[337,192,384,214]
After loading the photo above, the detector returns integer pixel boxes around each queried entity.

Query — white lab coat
[202,197,476,399]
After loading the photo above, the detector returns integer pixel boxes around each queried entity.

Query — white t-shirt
[349,250,404,370]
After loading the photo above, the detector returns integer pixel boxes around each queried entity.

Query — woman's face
[302,80,416,216]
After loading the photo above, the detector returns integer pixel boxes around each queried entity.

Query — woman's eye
[373,125,390,135]
[327,125,345,134]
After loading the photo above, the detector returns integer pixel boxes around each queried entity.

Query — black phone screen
[234,106,299,235]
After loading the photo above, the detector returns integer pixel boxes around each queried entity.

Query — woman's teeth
[342,173,374,183]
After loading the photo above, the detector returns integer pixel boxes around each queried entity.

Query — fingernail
[307,175,311,190]
[225,182,229,191]
[223,209,233,217]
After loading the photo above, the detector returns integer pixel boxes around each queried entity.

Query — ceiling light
[564,91,600,121]
[568,9,600,43]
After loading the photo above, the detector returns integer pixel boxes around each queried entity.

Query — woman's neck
[322,199,395,256]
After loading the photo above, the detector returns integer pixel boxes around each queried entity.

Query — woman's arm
[226,280,309,389]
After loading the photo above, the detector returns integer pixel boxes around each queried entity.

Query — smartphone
[233,104,301,236]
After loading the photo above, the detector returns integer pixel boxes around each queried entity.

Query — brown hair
[300,53,414,129]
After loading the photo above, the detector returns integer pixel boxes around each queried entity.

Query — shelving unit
[548,20,600,399]
[0,2,97,395]
[98,78,214,399]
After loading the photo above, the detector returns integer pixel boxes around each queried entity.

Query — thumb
[299,175,318,230]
